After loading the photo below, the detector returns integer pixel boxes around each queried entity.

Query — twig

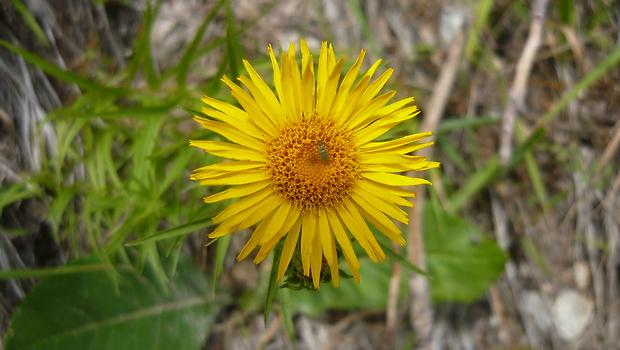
[384,254,401,349]
[605,196,620,349]
[406,24,466,349]
[499,0,549,166]
[493,1,551,347]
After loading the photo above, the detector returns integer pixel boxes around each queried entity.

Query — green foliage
[4,255,225,350]
[281,204,507,315]
[287,259,397,317]
[3,0,618,347]
[424,202,508,304]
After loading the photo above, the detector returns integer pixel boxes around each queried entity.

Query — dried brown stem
[499,0,550,166]
[406,25,466,349]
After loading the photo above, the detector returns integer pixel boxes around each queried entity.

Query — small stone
[573,261,590,289]
[552,290,594,341]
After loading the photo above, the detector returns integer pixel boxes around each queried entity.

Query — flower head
[191,40,439,289]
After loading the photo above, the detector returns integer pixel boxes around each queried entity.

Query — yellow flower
[190,40,439,289]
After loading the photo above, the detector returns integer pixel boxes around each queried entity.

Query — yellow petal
[193,160,264,176]
[212,186,272,223]
[362,58,383,79]
[347,90,397,131]
[370,142,435,155]
[358,68,394,106]
[326,209,360,283]
[354,184,409,224]
[318,58,344,118]
[267,44,283,105]
[236,210,278,260]
[350,191,406,245]
[334,75,371,121]
[191,168,270,186]
[356,179,414,207]
[277,216,302,281]
[300,212,317,277]
[332,49,366,115]
[300,54,315,116]
[241,60,287,124]
[336,202,385,262]
[354,108,419,145]
[279,52,299,120]
[203,179,271,203]
[199,106,266,140]
[189,140,266,162]
[209,193,282,238]
[255,205,301,262]
[201,96,247,124]
[362,171,431,187]
[221,76,279,136]
[318,207,339,287]
[361,132,433,151]
[373,97,415,119]
[310,226,322,289]
[316,41,329,110]
[360,178,419,200]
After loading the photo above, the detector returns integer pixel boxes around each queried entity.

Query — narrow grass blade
[279,288,297,349]
[378,241,431,277]
[520,236,551,274]
[517,123,550,212]
[437,133,471,173]
[449,156,501,212]
[0,182,42,213]
[211,234,231,295]
[126,217,212,246]
[264,244,282,326]
[176,0,227,88]
[0,40,126,95]
[538,43,620,127]
[346,0,380,57]
[437,117,498,133]
[10,0,49,47]
[225,2,243,79]
[465,0,496,58]
[0,264,109,280]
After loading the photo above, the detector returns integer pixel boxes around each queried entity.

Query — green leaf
[4,256,225,350]
[424,205,507,304]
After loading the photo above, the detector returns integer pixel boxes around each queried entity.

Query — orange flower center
[266,115,361,213]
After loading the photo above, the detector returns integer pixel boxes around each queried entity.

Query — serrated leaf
[4,256,225,350]
[424,206,507,304]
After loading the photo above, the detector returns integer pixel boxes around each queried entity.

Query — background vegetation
[0,0,618,349]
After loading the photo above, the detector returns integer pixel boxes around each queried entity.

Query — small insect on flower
[317,141,329,163]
